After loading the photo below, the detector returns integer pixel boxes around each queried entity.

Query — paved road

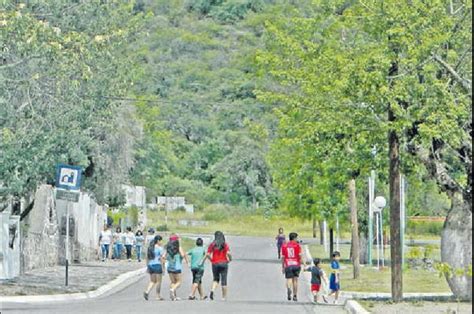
[1,236,345,314]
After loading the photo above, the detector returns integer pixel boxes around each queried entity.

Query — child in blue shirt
[327,251,341,304]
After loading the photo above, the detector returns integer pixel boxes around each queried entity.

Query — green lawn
[308,243,442,263]
[308,243,449,294]
[147,210,320,238]
[147,209,443,241]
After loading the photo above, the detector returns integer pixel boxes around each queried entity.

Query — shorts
[329,274,340,291]
[147,264,163,274]
[311,284,321,293]
[192,268,204,284]
[168,269,182,274]
[285,266,301,279]
[212,263,229,286]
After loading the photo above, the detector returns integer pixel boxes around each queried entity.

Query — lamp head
[374,196,387,210]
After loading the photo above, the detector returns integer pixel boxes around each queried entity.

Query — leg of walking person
[220,264,229,300]
[144,273,157,300]
[155,274,164,300]
[105,244,110,260]
[190,270,198,299]
[210,264,220,300]
[126,245,132,261]
[173,273,182,299]
[169,273,178,300]
[292,277,299,301]
[136,245,142,262]
[101,244,106,261]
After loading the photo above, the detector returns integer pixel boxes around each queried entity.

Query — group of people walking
[99,225,146,262]
[101,224,340,304]
[144,231,232,302]
[276,228,341,304]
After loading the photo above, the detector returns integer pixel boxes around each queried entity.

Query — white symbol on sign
[59,168,78,187]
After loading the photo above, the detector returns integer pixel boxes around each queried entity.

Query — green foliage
[108,209,126,227]
[129,0,279,210]
[0,2,146,204]
[129,206,139,227]
[407,220,444,237]
[435,262,473,279]
[256,0,471,226]
[407,247,424,260]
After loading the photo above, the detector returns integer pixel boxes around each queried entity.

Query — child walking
[143,235,165,301]
[187,238,207,300]
[304,258,328,304]
[275,228,286,259]
[163,234,189,301]
[327,251,341,304]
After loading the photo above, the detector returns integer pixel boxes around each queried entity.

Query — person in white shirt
[124,227,135,262]
[113,227,124,260]
[146,228,156,246]
[99,225,112,262]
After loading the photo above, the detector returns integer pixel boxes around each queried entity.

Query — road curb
[345,300,370,314]
[0,267,146,303]
[342,291,454,300]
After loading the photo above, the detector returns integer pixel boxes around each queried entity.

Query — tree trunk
[389,104,403,302]
[319,220,324,245]
[329,228,334,260]
[312,216,317,238]
[441,195,472,300]
[349,179,361,279]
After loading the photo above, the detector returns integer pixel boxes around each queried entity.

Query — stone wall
[21,185,59,272]
[21,185,106,272]
[56,194,106,263]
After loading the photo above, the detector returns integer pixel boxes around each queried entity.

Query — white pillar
[323,220,328,253]
[380,211,385,268]
[375,212,380,269]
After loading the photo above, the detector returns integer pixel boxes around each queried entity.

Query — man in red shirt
[281,232,304,302]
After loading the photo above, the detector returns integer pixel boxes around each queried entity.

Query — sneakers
[188,296,196,300]
[143,292,149,301]
[293,295,298,302]
[287,288,292,301]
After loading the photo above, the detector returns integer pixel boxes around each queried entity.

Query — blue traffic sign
[56,164,82,191]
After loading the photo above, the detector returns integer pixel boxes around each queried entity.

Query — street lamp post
[373,196,387,270]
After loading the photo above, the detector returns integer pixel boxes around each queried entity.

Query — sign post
[55,164,82,287]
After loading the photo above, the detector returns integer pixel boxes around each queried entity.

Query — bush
[407,247,424,260]
[407,220,444,236]
[156,224,169,232]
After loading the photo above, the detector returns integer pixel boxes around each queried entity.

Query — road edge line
[0,267,146,304]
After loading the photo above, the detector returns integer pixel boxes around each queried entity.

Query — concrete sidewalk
[0,260,145,297]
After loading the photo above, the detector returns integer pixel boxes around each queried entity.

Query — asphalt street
[1,236,345,314]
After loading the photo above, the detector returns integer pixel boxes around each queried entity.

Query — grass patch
[147,209,445,240]
[359,300,472,314]
[309,243,441,262]
[309,261,450,294]
[147,209,319,237]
